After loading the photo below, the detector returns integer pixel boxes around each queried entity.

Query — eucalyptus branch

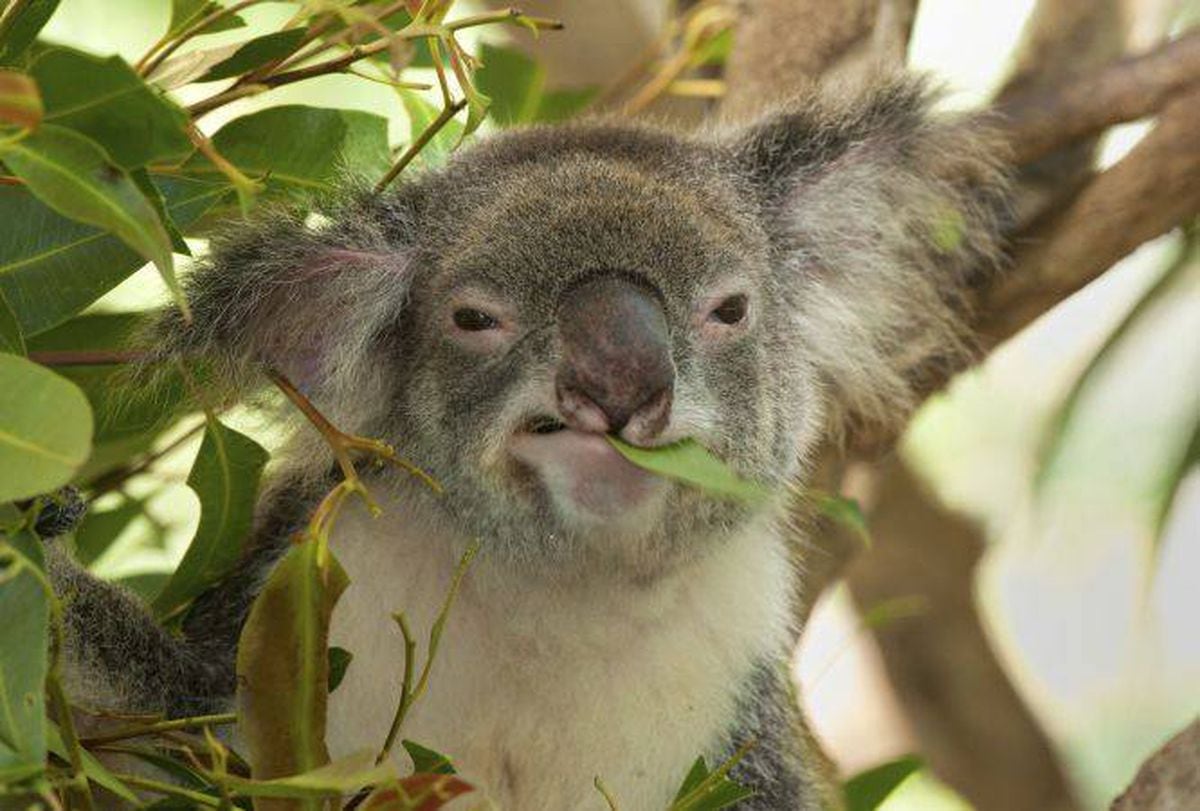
[374,97,467,193]
[138,0,267,77]
[78,712,237,748]
[111,773,222,808]
[377,539,480,764]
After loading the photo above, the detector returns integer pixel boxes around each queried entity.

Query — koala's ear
[149,190,421,407]
[728,77,1009,446]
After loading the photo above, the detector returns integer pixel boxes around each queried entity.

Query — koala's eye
[709,294,748,326]
[453,307,500,331]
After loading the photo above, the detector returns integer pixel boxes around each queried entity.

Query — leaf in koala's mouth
[605,437,771,504]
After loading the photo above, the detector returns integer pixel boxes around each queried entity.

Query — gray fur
[58,76,1005,808]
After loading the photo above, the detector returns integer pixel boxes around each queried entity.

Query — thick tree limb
[1110,718,1200,810]
[995,30,1200,168]
[980,86,1200,342]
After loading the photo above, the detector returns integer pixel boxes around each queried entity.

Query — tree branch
[980,86,1200,343]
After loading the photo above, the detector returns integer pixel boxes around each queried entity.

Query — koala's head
[168,78,1004,579]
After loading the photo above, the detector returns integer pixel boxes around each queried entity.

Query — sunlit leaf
[196,28,308,82]
[0,524,49,781]
[0,0,59,66]
[237,536,349,804]
[608,437,771,504]
[168,0,247,39]
[31,48,192,169]
[0,354,92,502]
[843,755,923,811]
[153,418,268,619]
[0,176,227,336]
[0,69,41,128]
[402,740,455,775]
[0,125,186,318]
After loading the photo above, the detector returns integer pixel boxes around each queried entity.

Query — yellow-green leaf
[607,437,771,504]
[0,125,188,319]
[223,750,395,799]
[0,353,92,502]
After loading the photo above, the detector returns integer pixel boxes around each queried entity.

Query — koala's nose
[556,275,675,440]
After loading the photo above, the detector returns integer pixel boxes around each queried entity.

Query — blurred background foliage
[0,0,1197,809]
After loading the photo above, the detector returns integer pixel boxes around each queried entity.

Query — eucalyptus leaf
[168,0,247,39]
[842,755,922,811]
[153,418,268,619]
[222,750,394,799]
[0,288,24,355]
[46,723,138,802]
[399,91,463,168]
[0,525,49,779]
[0,0,60,66]
[474,44,594,126]
[0,353,92,502]
[31,48,192,169]
[402,739,456,775]
[328,646,352,693]
[71,495,144,567]
[237,537,349,801]
[0,175,225,336]
[607,437,771,504]
[669,755,755,811]
[814,492,870,547]
[196,28,307,82]
[0,125,186,318]
[0,69,41,129]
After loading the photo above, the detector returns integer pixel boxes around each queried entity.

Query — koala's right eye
[453,308,500,331]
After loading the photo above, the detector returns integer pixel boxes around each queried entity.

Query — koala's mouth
[523,415,567,435]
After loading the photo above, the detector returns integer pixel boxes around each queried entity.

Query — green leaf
[132,168,191,255]
[0,69,41,128]
[0,288,24,355]
[71,495,144,567]
[46,722,138,801]
[402,739,455,775]
[815,492,871,547]
[31,48,192,169]
[607,437,771,504]
[168,0,247,39]
[0,0,59,66]
[183,106,390,200]
[473,44,594,126]
[196,28,307,82]
[0,175,227,336]
[843,755,922,811]
[0,125,186,318]
[534,87,597,123]
[0,353,92,502]
[223,750,395,799]
[153,418,268,619]
[669,755,755,811]
[0,524,49,779]
[236,537,349,798]
[398,91,463,168]
[327,646,352,693]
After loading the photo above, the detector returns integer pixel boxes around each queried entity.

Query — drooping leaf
[0,125,186,317]
[0,288,24,355]
[0,175,226,336]
[327,645,353,693]
[669,755,755,811]
[30,48,192,169]
[0,0,60,66]
[0,69,41,128]
[0,353,92,502]
[153,418,268,619]
[182,106,390,201]
[361,773,475,811]
[168,0,247,39]
[196,28,308,82]
[0,524,49,782]
[237,536,349,804]
[607,437,771,504]
[402,740,455,775]
[223,750,395,799]
[842,755,923,811]
[45,722,138,802]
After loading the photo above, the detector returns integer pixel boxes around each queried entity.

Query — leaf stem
[138,0,266,77]
[78,712,237,747]
[111,773,222,808]
[374,97,466,193]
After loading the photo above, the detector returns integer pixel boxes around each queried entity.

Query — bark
[1110,718,1200,811]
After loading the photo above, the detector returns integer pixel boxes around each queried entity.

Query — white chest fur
[326,489,793,810]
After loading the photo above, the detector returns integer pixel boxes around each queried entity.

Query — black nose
[556,275,675,437]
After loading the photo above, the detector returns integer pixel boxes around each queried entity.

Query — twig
[374,97,467,193]
[111,773,222,808]
[86,420,208,498]
[594,776,620,810]
[29,349,144,366]
[138,0,266,76]
[78,712,237,748]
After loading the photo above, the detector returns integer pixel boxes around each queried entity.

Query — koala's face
[188,82,1000,580]
[374,132,820,576]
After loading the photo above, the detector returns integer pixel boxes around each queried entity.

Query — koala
[47,77,1005,809]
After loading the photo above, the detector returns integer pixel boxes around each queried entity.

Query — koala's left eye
[453,307,500,331]
[708,294,748,325]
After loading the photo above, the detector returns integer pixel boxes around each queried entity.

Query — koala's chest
[322,503,791,810]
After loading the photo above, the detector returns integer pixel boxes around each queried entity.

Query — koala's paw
[20,486,88,539]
